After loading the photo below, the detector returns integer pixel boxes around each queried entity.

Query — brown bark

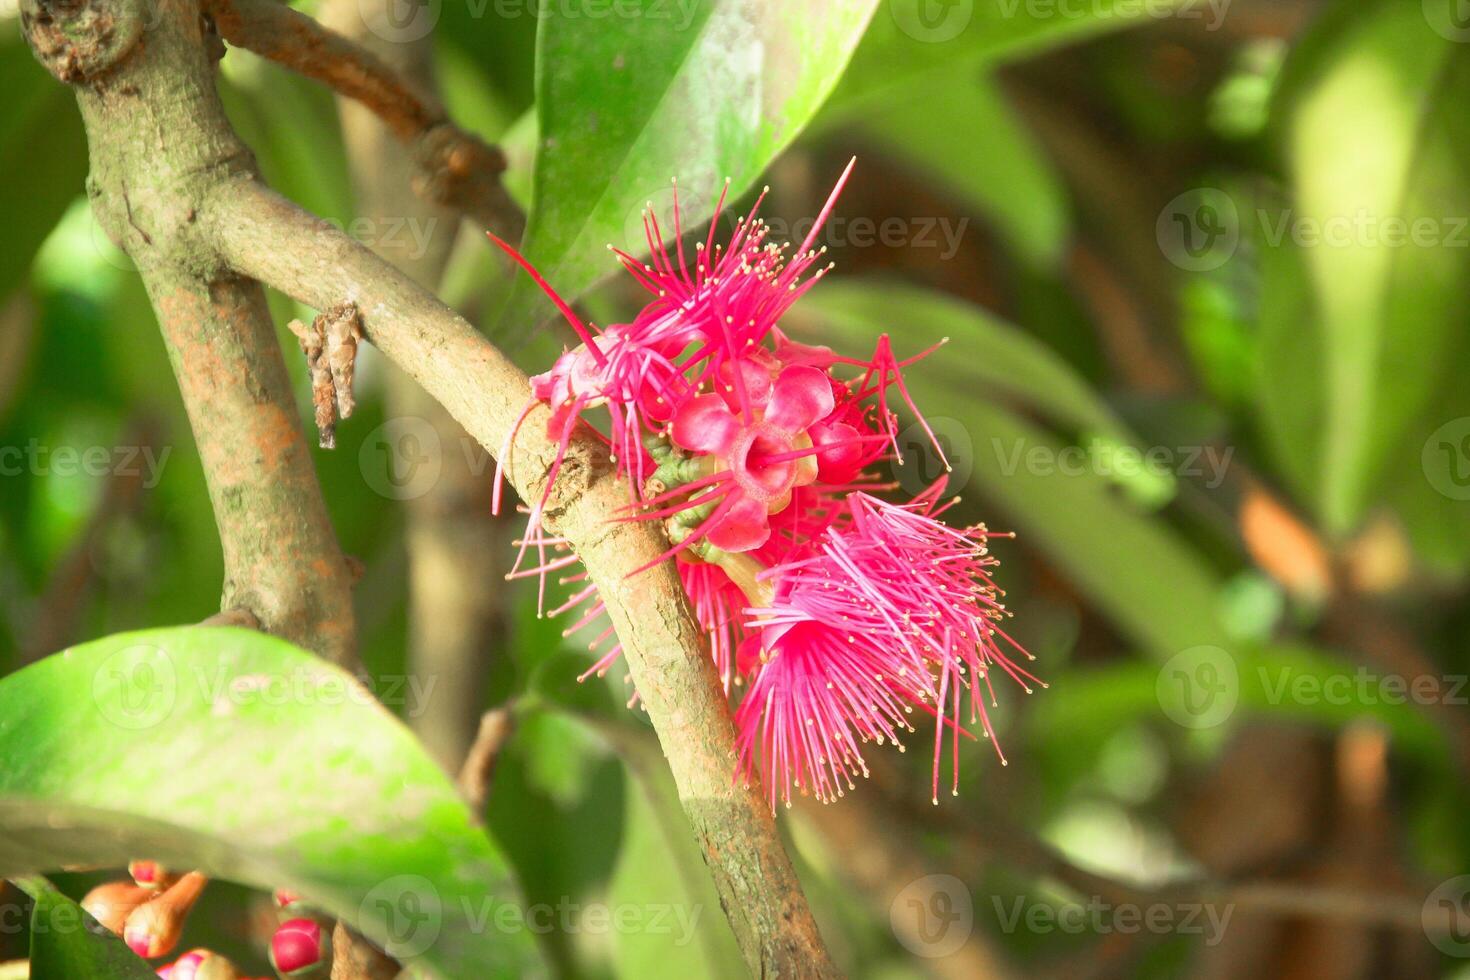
[21,0,357,665]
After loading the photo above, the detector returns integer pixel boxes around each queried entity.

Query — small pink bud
[194,953,240,980]
[272,889,302,909]
[269,918,330,976]
[160,950,206,980]
[129,860,183,892]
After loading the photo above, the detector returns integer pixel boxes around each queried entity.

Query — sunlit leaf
[1259,0,1470,535]
[826,0,1197,120]
[0,627,543,979]
[498,0,880,336]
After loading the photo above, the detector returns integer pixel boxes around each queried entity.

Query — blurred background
[2,0,1469,976]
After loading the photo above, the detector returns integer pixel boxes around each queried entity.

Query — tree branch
[19,0,358,665]
[456,708,514,815]
[321,0,509,772]
[205,0,522,239]
[202,177,836,975]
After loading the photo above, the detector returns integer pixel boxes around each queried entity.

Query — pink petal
[707,495,772,552]
[764,365,835,434]
[719,355,775,414]
[811,420,865,483]
[670,394,741,455]
[774,337,837,370]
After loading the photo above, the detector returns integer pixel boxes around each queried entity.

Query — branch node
[19,0,147,83]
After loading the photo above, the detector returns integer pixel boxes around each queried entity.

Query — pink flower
[489,160,856,515]
[734,481,1042,808]
[667,363,834,552]
[486,160,1038,810]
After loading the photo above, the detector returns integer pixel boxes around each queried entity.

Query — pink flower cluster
[492,161,1039,808]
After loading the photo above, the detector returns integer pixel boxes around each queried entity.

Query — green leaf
[855,70,1068,267]
[0,38,88,303]
[0,627,543,979]
[796,280,1177,507]
[1032,644,1446,761]
[499,0,880,336]
[936,399,1227,657]
[1258,0,1470,535]
[10,876,156,980]
[825,0,1197,121]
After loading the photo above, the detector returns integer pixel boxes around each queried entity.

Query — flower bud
[269,918,331,977]
[157,949,204,979]
[123,872,208,959]
[81,880,153,935]
[129,860,182,892]
[193,953,241,980]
